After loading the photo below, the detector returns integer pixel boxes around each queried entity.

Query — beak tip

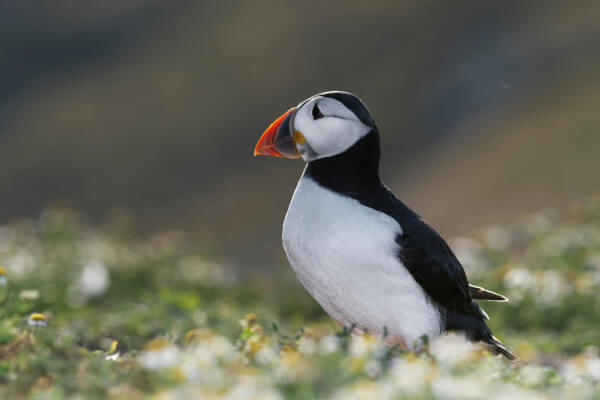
[253,107,298,159]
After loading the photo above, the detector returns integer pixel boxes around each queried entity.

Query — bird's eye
[312,104,324,120]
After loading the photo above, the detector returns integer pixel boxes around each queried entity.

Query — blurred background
[2,0,600,271]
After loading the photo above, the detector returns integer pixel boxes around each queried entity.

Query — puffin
[254,91,515,360]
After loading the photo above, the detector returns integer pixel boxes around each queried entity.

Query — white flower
[585,357,600,380]
[349,335,379,357]
[105,353,120,361]
[255,346,277,366]
[204,335,238,362]
[180,352,225,384]
[0,266,7,285]
[180,332,239,382]
[79,260,109,297]
[297,337,317,356]
[504,267,535,291]
[319,335,340,354]
[331,381,394,400]
[518,365,549,387]
[432,376,486,399]
[488,383,547,400]
[389,358,431,393]
[27,313,47,327]
[19,289,40,300]
[559,352,600,385]
[222,378,283,400]
[430,333,480,366]
[139,339,180,370]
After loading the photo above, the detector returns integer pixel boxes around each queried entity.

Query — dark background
[2,0,599,269]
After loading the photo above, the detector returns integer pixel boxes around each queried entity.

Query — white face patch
[293,96,371,161]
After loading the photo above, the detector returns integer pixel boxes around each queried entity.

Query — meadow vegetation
[0,195,600,399]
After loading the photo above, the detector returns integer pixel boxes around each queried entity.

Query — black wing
[396,215,473,311]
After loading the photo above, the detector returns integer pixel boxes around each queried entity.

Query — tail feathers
[474,303,489,320]
[483,335,517,361]
[445,309,516,361]
[469,284,508,302]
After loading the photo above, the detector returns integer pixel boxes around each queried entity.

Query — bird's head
[254,91,376,162]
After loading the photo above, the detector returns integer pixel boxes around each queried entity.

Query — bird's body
[255,91,515,359]
[283,175,443,345]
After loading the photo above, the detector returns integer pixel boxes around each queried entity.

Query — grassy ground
[0,196,600,399]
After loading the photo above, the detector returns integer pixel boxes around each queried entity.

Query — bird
[254,91,515,360]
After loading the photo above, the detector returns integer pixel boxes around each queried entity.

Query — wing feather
[397,222,472,310]
[469,284,508,302]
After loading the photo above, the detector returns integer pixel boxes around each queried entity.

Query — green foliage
[1,198,600,398]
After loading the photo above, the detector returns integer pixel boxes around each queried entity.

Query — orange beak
[254,107,300,158]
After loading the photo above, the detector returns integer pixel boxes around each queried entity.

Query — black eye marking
[312,103,324,120]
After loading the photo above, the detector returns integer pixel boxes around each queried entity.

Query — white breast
[282,176,443,345]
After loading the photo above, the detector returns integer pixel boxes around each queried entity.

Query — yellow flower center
[30,313,46,322]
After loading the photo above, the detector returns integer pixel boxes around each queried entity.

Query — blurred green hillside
[1,1,600,266]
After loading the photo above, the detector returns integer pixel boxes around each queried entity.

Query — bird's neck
[304,130,383,197]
